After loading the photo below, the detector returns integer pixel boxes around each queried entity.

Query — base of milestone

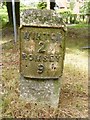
[19,75,61,108]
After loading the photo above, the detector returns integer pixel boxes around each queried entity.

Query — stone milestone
[19,9,66,108]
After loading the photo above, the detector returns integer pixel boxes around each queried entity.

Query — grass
[1,23,88,118]
[67,23,89,28]
[66,23,88,56]
[0,6,89,118]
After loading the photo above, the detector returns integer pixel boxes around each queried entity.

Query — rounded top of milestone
[20,9,66,30]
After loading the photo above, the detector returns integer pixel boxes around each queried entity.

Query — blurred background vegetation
[0,0,90,28]
[0,0,89,118]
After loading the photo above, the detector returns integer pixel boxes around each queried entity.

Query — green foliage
[69,0,75,11]
[80,0,90,14]
[57,9,87,24]
[87,1,90,14]
[57,9,79,24]
[57,9,72,23]
[80,1,90,23]
[37,2,47,9]
[67,23,88,28]
[0,2,6,8]
[0,6,8,27]
[57,9,72,18]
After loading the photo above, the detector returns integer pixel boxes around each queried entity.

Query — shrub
[56,9,72,23]
[56,9,80,24]
[37,2,47,9]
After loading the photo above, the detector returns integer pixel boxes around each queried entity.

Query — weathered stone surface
[20,26,65,78]
[20,9,66,108]
[20,76,61,107]
[20,9,66,30]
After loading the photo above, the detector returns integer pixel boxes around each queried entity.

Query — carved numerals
[37,64,44,74]
[22,30,62,76]
[37,41,45,73]
[38,41,46,53]
[24,32,30,40]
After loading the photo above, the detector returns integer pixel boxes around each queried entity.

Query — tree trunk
[15,2,20,25]
[6,2,20,25]
[50,0,55,10]
[6,2,13,24]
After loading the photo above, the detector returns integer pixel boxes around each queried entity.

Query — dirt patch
[67,27,88,39]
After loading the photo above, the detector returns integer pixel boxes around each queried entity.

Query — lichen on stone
[20,9,66,28]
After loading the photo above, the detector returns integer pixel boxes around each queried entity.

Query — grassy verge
[67,23,89,28]
[66,24,88,56]
[1,24,88,118]
[1,8,88,118]
[1,37,88,118]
